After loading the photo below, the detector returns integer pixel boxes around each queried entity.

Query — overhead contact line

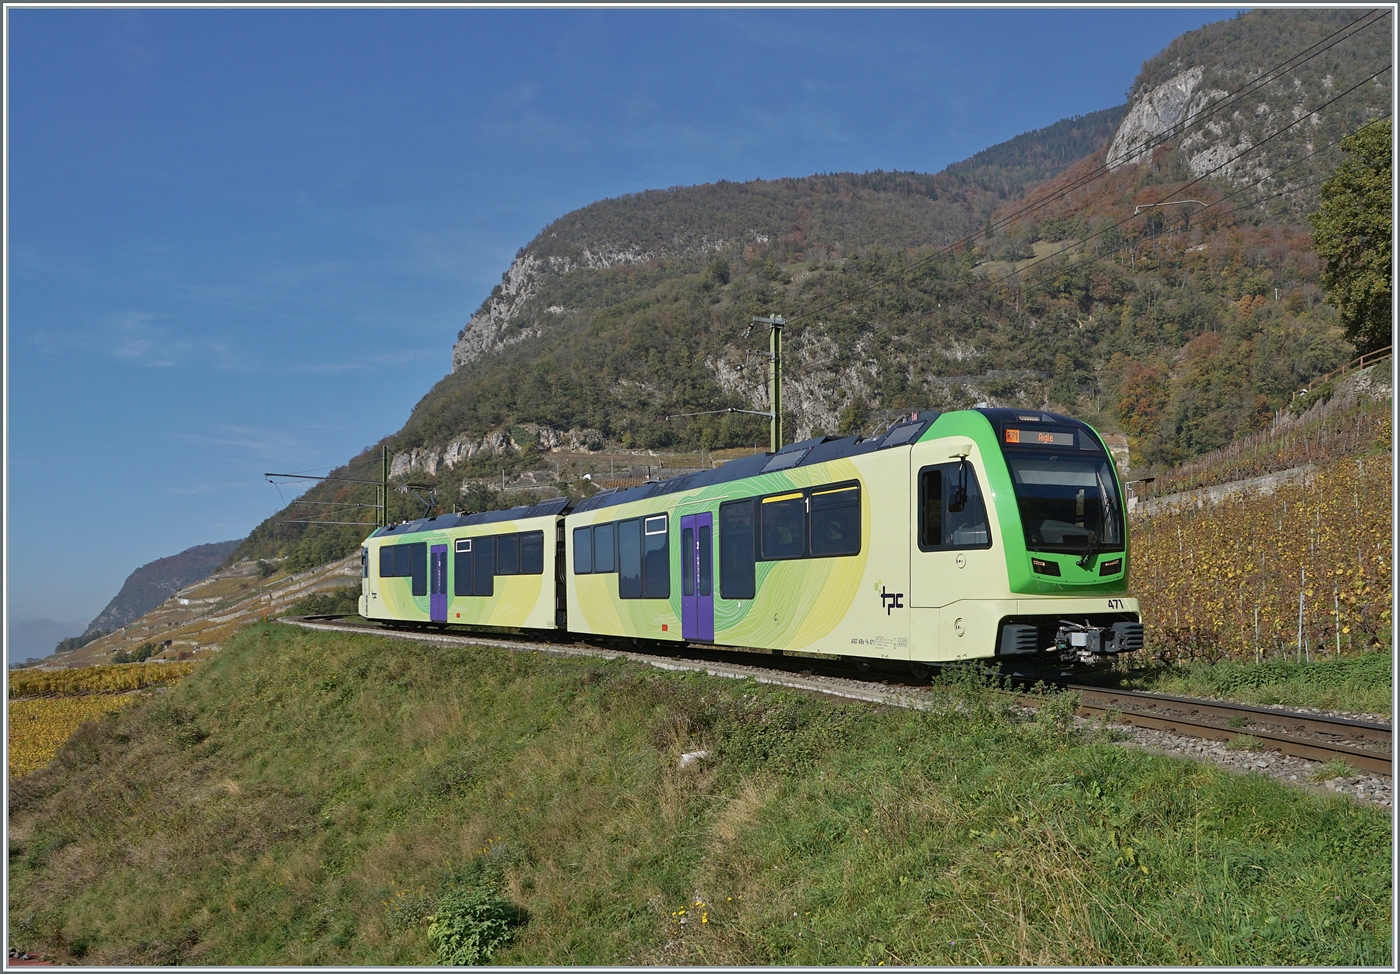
[786,9,1391,326]
[832,85,1392,338]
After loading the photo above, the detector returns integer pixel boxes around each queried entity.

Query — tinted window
[431,549,447,596]
[761,492,806,559]
[920,463,991,549]
[454,549,474,596]
[521,531,544,575]
[410,543,428,596]
[473,536,495,596]
[919,469,942,549]
[618,519,642,598]
[379,546,395,578]
[362,548,368,578]
[643,520,669,598]
[497,534,519,575]
[720,499,756,600]
[593,522,615,573]
[1004,452,1123,553]
[946,464,990,547]
[809,484,861,556]
[682,527,695,597]
[395,544,413,578]
[573,527,592,574]
[698,525,712,597]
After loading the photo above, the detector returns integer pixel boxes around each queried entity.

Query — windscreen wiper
[1077,530,1101,569]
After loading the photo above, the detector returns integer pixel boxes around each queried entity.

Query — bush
[114,643,158,665]
[426,884,525,966]
[286,586,361,618]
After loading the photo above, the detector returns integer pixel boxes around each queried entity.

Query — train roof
[571,410,945,515]
[367,496,570,539]
[366,407,1102,536]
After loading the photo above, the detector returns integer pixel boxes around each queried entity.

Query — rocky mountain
[1106,8,1390,214]
[232,7,1390,569]
[80,540,243,639]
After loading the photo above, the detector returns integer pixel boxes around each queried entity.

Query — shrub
[426,883,525,966]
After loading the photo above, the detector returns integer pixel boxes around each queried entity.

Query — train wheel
[907,660,934,682]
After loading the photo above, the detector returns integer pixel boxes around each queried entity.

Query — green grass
[1109,651,1393,717]
[7,625,1391,965]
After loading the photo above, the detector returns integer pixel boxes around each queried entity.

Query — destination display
[1003,427,1075,447]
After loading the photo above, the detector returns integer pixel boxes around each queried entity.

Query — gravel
[1108,721,1392,807]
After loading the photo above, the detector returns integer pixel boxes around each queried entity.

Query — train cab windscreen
[1000,429,1124,555]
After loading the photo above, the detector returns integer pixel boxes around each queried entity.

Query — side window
[720,499,756,599]
[643,515,669,599]
[497,534,520,575]
[521,531,544,575]
[395,544,413,578]
[946,464,990,547]
[681,525,695,597]
[809,484,860,557]
[473,536,495,596]
[593,522,615,573]
[698,524,712,597]
[618,519,643,598]
[919,463,991,549]
[919,469,942,549]
[361,548,368,578]
[573,527,592,575]
[761,492,806,559]
[454,538,474,596]
[410,542,428,596]
[379,546,394,578]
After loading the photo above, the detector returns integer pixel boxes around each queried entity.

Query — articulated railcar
[359,408,1142,666]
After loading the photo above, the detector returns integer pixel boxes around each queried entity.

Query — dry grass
[6,626,1392,966]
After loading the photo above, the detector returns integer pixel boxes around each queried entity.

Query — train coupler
[1054,620,1144,663]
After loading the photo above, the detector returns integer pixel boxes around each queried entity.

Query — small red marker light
[662,624,668,631]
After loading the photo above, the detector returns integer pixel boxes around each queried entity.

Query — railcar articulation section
[360,409,1142,665]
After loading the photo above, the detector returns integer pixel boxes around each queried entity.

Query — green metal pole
[381,445,389,527]
[769,317,784,452]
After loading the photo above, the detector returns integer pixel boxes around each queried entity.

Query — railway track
[284,615,1391,777]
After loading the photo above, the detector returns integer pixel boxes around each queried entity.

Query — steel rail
[1047,686,1391,777]
[1066,684,1392,745]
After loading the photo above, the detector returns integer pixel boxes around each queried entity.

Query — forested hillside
[233,7,1392,567]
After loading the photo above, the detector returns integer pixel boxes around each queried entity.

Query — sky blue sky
[5,6,1242,661]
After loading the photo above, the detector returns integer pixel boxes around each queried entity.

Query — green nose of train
[359,408,1142,667]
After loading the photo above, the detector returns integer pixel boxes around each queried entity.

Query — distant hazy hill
[81,540,243,639]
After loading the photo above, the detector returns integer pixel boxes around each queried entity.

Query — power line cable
[786,9,1390,324]
[759,110,1389,384]
[801,73,1390,335]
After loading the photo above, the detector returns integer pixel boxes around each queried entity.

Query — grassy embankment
[8,624,1390,966]
[7,663,197,780]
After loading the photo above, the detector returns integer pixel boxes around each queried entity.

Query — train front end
[979,408,1143,663]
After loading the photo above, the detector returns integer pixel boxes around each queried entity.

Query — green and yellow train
[359,408,1142,667]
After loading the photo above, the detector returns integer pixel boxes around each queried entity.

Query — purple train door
[680,513,714,642]
[430,545,448,622]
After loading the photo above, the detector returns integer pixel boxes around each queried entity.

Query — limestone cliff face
[1106,67,1216,168]
[451,241,723,372]
[1104,9,1389,203]
[389,424,605,479]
